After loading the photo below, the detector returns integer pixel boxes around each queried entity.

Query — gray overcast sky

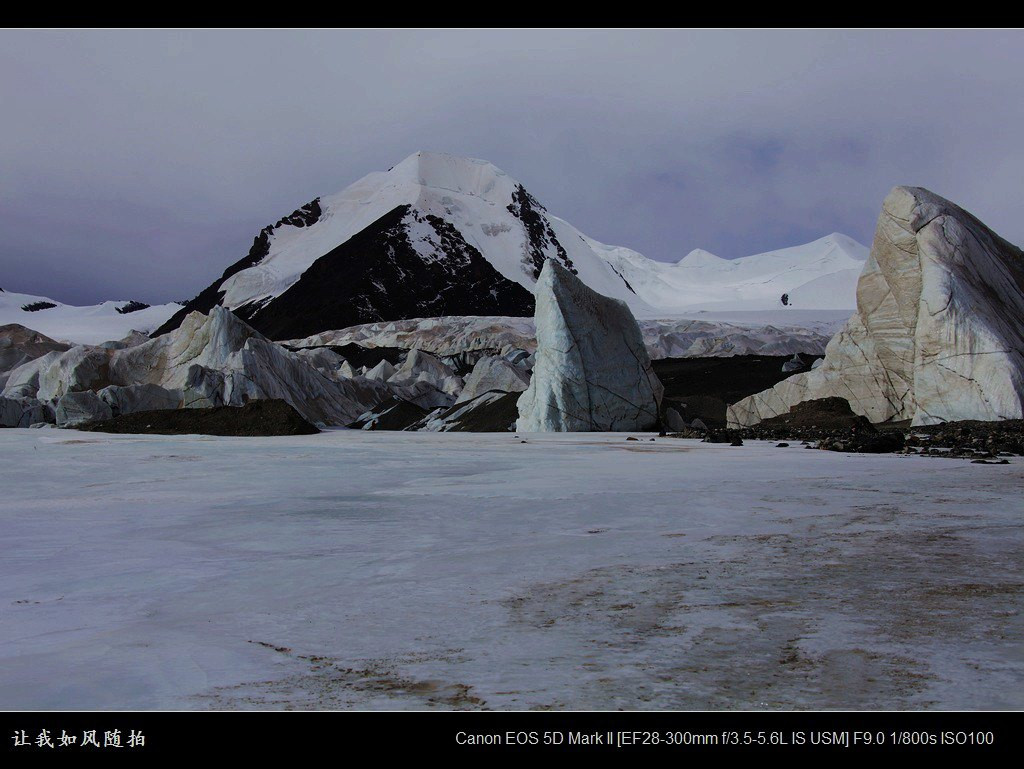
[2,28,1023,304]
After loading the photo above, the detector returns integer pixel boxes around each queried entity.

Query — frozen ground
[1,428,1021,710]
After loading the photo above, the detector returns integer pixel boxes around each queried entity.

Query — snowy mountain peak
[678,248,727,267]
[335,151,520,210]
[150,153,871,340]
[393,151,515,200]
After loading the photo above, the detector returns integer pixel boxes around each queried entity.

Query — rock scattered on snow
[517,260,664,432]
[663,407,688,432]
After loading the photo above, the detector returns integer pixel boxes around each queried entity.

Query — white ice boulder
[728,186,1024,427]
[6,307,389,427]
[516,260,664,432]
[0,396,52,428]
[456,355,529,404]
[293,347,348,380]
[55,390,112,427]
[781,353,805,372]
[390,348,456,382]
[4,345,113,402]
[98,383,183,416]
[663,407,688,432]
[0,324,71,389]
[364,359,396,382]
[390,379,456,410]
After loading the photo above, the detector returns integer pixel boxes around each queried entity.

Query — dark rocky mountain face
[506,184,576,279]
[21,301,57,312]
[116,301,150,314]
[237,205,534,340]
[151,199,323,338]
[153,202,535,341]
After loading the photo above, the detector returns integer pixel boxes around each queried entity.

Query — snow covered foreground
[1,429,1021,710]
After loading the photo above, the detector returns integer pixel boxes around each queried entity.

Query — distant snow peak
[0,290,180,346]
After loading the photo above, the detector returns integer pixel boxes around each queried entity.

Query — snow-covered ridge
[158,151,868,341]
[595,232,868,314]
[0,289,180,346]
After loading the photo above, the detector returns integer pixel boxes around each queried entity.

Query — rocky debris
[735,397,900,453]
[55,390,113,427]
[690,411,1024,459]
[758,397,876,432]
[906,419,1024,460]
[517,261,663,432]
[729,186,1024,428]
[76,399,319,437]
[456,355,529,404]
[698,429,740,444]
[98,384,183,417]
[663,406,688,432]
[816,432,906,454]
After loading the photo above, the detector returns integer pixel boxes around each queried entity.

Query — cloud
[1,29,1022,303]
